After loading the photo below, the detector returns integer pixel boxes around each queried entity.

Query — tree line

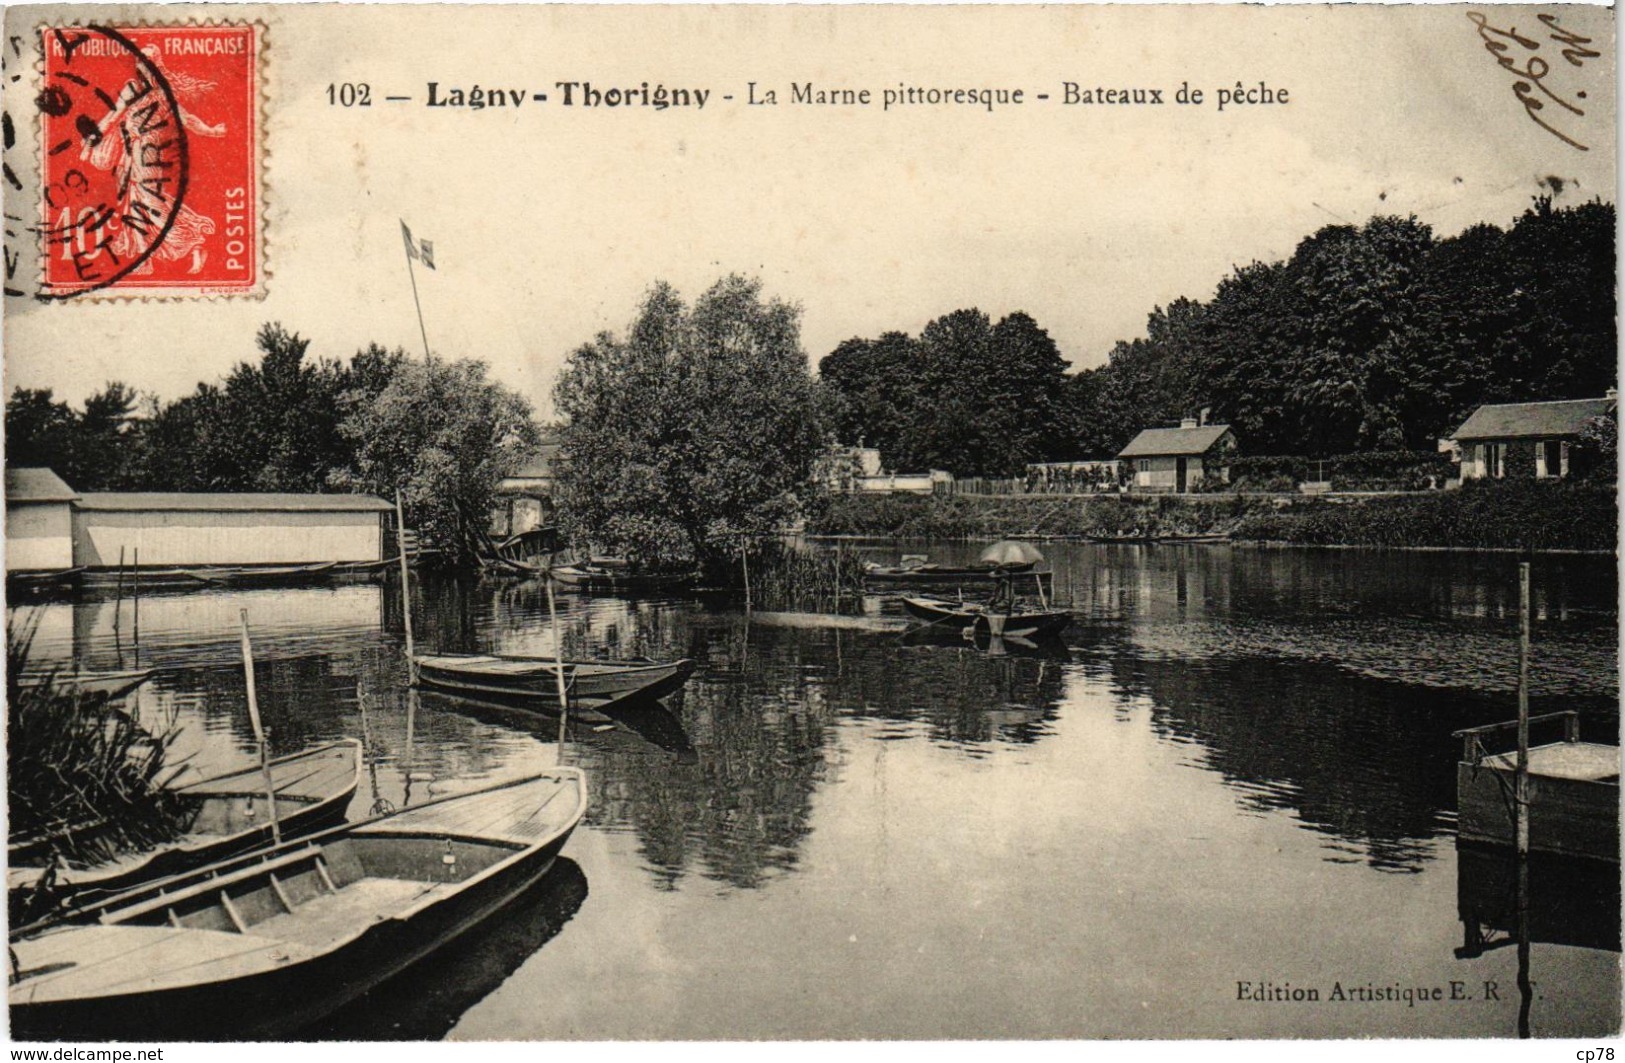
[820,198,1617,469]
[5,324,539,560]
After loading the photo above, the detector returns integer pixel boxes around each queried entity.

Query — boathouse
[70,491,394,567]
[1452,393,1615,481]
[1118,419,1238,492]
[491,439,560,539]
[5,468,79,572]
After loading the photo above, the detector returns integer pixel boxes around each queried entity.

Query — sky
[2,3,1616,421]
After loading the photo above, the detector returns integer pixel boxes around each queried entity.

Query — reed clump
[7,617,189,917]
[744,539,868,613]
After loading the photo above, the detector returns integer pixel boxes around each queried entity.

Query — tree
[5,389,77,474]
[554,275,825,568]
[331,357,539,561]
[818,308,1072,476]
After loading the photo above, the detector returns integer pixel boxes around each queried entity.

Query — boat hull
[901,597,1072,640]
[10,833,572,1041]
[548,565,694,591]
[415,655,696,706]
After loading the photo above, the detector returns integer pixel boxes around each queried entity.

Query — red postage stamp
[37,23,261,298]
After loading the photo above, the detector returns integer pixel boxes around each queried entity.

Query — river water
[11,543,1620,1040]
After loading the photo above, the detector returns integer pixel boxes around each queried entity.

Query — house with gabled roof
[1452,392,1615,481]
[1117,418,1239,493]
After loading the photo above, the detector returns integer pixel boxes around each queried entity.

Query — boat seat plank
[246,877,450,948]
[1481,742,1620,782]
[106,847,323,924]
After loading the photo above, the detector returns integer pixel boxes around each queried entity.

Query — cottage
[70,492,394,567]
[5,468,79,572]
[1452,394,1615,481]
[1118,420,1238,492]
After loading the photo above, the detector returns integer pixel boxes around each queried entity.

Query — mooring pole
[113,546,125,635]
[546,578,571,759]
[1516,561,1531,860]
[238,609,281,845]
[131,548,140,668]
[395,489,416,678]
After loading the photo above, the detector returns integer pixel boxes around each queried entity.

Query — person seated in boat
[985,573,1015,615]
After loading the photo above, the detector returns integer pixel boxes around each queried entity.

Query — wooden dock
[1454,711,1619,862]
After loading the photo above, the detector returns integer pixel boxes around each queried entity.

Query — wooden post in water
[395,490,416,678]
[1516,561,1531,860]
[238,609,281,845]
[546,578,571,758]
[131,548,140,668]
[113,546,125,635]
[741,536,752,614]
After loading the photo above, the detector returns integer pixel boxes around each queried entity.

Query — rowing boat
[179,562,341,587]
[15,669,154,700]
[862,560,1036,583]
[899,596,1073,639]
[8,741,361,906]
[9,770,587,1041]
[414,654,696,705]
[548,562,695,592]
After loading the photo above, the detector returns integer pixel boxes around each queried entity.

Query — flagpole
[405,245,432,364]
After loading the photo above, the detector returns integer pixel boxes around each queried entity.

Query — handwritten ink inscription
[1468,11,1600,151]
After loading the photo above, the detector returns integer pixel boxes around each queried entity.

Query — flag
[400,220,435,270]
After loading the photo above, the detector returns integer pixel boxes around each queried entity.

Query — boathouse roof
[73,492,394,513]
[1118,424,1234,458]
[5,467,79,503]
[1452,397,1616,442]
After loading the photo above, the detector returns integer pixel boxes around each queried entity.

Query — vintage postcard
[0,1,1617,1051]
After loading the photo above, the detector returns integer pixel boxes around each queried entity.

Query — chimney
[1607,387,1617,401]
[1200,407,1212,427]
[1180,417,1198,430]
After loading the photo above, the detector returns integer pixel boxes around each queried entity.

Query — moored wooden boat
[548,562,695,591]
[900,596,1073,640]
[8,740,362,905]
[9,770,587,1041]
[15,669,154,700]
[862,559,1036,583]
[6,566,86,594]
[414,654,696,705]
[1453,711,1619,862]
[179,561,341,587]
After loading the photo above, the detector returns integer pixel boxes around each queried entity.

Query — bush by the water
[1224,450,1455,492]
[7,618,189,925]
[808,492,1264,540]
[808,480,1614,552]
[1232,479,1617,551]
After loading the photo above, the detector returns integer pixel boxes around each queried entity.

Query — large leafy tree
[554,275,825,567]
[1070,200,1615,458]
[819,308,1071,476]
[331,357,539,561]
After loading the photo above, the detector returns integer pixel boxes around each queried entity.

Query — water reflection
[7,543,1618,1039]
[296,857,590,1041]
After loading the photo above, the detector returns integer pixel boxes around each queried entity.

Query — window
[1540,439,1564,478]
[1483,443,1505,479]
[1137,459,1150,473]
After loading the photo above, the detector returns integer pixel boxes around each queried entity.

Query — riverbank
[806,481,1617,553]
